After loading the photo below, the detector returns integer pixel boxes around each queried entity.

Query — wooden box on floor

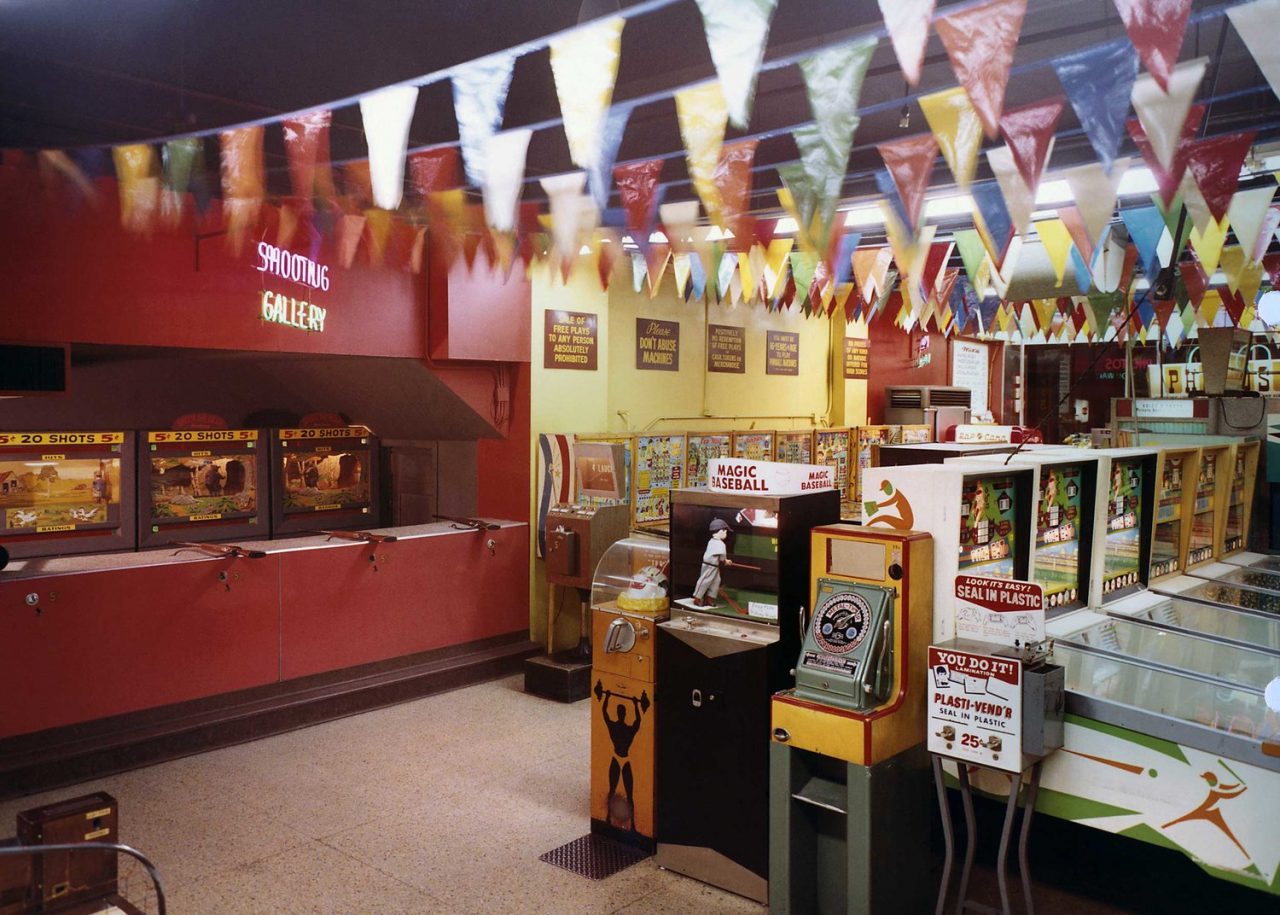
[17,792,117,913]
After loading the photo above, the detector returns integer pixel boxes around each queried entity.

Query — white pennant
[987,144,1042,236]
[1227,185,1278,260]
[1063,158,1129,245]
[659,200,701,250]
[1178,171,1215,234]
[1090,229,1126,293]
[550,17,625,171]
[1227,1,1280,102]
[877,0,935,86]
[541,172,590,263]
[359,86,419,210]
[481,129,532,233]
[1131,57,1207,171]
[693,0,777,128]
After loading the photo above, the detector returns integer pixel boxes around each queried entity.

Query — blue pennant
[1121,206,1165,281]
[874,168,911,232]
[1053,41,1139,174]
[1069,246,1093,294]
[834,232,861,286]
[588,106,632,211]
[689,248,707,301]
[977,294,1003,331]
[970,181,1014,262]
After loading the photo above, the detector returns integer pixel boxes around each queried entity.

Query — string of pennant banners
[5,0,1280,346]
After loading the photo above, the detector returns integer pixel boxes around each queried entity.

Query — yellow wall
[528,262,869,647]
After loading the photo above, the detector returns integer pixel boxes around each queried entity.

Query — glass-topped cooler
[1151,447,1198,579]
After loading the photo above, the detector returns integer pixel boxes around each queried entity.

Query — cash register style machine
[769,525,934,915]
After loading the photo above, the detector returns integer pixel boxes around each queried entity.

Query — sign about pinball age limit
[927,645,1024,773]
[544,310,598,370]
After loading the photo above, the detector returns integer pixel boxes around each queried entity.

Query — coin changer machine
[655,487,839,904]
[768,525,934,915]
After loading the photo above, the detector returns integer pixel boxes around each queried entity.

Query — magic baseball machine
[769,525,934,915]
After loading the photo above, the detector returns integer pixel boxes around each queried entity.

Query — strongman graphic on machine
[594,680,650,830]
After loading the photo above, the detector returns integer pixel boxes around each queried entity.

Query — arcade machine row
[655,487,840,903]
[859,463,1035,642]
[139,428,269,547]
[769,526,935,915]
[269,426,380,537]
[946,452,1098,613]
[0,430,137,560]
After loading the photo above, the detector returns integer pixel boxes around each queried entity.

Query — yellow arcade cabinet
[769,525,933,915]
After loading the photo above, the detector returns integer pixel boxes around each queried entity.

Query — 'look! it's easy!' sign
[954,575,1045,647]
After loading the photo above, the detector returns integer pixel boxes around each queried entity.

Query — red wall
[0,170,425,357]
[477,362,530,522]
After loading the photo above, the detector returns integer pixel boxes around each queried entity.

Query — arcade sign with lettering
[706,458,834,494]
[255,243,330,333]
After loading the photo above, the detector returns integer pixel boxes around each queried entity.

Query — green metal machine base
[769,741,931,915]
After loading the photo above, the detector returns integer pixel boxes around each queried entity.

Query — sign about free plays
[927,645,1023,773]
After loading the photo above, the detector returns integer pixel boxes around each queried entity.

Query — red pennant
[614,159,664,240]
[1056,206,1094,265]
[342,162,373,208]
[1221,286,1248,326]
[999,97,1064,193]
[281,110,333,212]
[936,0,1028,139]
[1113,0,1193,94]
[598,241,620,291]
[1126,104,1204,209]
[877,133,939,227]
[1120,244,1140,294]
[1186,131,1256,223]
[408,147,461,199]
[754,218,778,248]
[1263,253,1280,289]
[713,139,758,241]
[933,268,960,312]
[919,242,953,297]
[1180,259,1208,306]
[1152,297,1176,328]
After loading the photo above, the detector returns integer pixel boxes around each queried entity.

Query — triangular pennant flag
[791,124,849,251]
[672,252,693,297]
[219,126,264,255]
[877,0,936,85]
[987,144,1037,236]
[1190,215,1230,278]
[953,229,989,290]
[873,168,913,238]
[596,229,622,291]
[1127,103,1204,208]
[713,139,758,236]
[936,0,1028,139]
[1221,286,1249,326]
[1091,227,1126,292]
[647,244,673,295]
[676,82,729,224]
[1069,246,1094,294]
[920,242,955,302]
[763,238,795,298]
[159,138,201,225]
[1063,158,1129,245]
[1200,288,1224,326]
[919,87,984,191]
[363,209,394,266]
[834,232,861,286]
[1228,0,1280,102]
[1220,246,1265,306]
[359,85,418,210]
[1180,259,1209,306]
[1120,207,1166,280]
[877,133,938,228]
[481,129,532,233]
[113,144,159,235]
[660,200,700,251]
[1035,219,1074,287]
[688,246,707,299]
[1052,41,1140,173]
[1164,176,1212,237]
[1186,131,1256,223]
[587,106,631,211]
[453,52,517,186]
[1131,57,1207,171]
[1085,291,1121,335]
[281,110,335,211]
[338,213,367,268]
[799,37,876,175]
[790,250,820,302]
[632,252,648,293]
[969,181,1015,262]
[1114,0,1193,93]
[37,149,98,204]
[409,147,460,199]
[615,160,664,254]
[693,0,777,128]
[1254,207,1280,263]
[999,97,1064,193]
[1227,185,1278,259]
[550,16,624,172]
[1057,206,1096,266]
[542,172,589,266]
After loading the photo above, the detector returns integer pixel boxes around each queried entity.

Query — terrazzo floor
[0,675,1272,914]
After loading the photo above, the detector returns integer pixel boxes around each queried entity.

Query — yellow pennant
[919,87,983,190]
[675,83,729,225]
[112,144,159,234]
[549,17,624,171]
[738,251,756,300]
[1199,289,1223,326]
[672,252,692,298]
[1034,219,1074,287]
[1189,215,1230,278]
[364,208,394,266]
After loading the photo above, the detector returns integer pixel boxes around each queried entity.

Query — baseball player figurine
[693,518,733,606]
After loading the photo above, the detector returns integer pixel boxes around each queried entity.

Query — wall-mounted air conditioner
[884,385,972,438]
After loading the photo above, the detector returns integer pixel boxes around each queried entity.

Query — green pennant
[790,249,819,301]
[1151,193,1190,263]
[953,229,989,291]
[792,124,845,253]
[1085,290,1122,335]
[798,38,874,170]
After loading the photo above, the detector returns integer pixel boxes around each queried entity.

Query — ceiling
[1,0,1277,215]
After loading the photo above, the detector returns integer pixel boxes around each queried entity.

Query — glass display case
[1173,580,1280,615]
[589,533,670,615]
[1124,598,1280,654]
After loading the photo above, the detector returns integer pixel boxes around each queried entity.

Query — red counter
[0,521,528,740]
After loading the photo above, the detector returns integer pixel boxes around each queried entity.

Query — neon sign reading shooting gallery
[255,242,330,333]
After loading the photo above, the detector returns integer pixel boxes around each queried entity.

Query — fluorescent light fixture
[843,206,884,227]
[1116,168,1159,197]
[648,231,668,243]
[579,244,592,255]
[924,194,974,219]
[621,235,634,244]
[774,217,799,235]
[1034,179,1073,205]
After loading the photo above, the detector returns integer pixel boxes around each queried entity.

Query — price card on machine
[927,645,1023,772]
